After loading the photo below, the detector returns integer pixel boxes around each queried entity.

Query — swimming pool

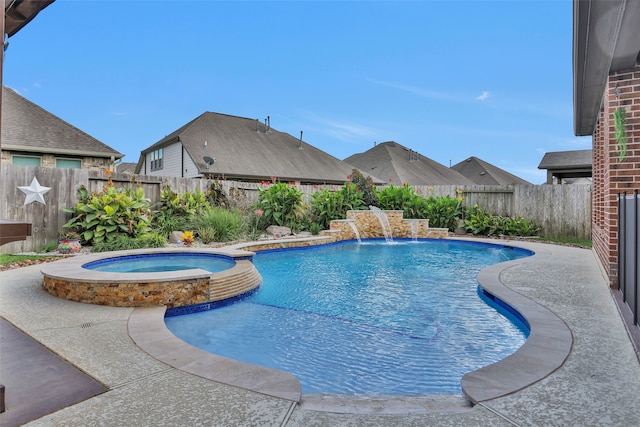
[165,239,532,395]
[82,252,235,273]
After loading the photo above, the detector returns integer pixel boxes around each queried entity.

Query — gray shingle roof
[117,162,138,174]
[2,86,123,159]
[451,156,532,185]
[139,112,379,184]
[538,149,593,170]
[344,141,474,186]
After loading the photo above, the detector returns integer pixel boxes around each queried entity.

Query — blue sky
[4,0,591,184]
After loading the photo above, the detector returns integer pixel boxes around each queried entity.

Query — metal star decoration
[18,177,51,205]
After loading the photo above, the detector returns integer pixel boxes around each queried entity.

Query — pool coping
[461,247,573,403]
[40,246,256,284]
[126,237,573,410]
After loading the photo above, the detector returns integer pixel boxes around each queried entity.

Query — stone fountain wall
[325,210,448,241]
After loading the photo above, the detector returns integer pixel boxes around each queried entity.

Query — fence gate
[618,191,640,328]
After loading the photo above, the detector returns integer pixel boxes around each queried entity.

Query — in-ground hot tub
[41,247,262,307]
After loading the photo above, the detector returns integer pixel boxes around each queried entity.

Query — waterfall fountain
[410,220,419,242]
[347,220,362,243]
[369,206,393,242]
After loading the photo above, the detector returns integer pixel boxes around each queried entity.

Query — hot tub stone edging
[40,247,261,308]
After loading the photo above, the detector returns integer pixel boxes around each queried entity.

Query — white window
[56,158,82,169]
[150,148,163,171]
[12,155,41,167]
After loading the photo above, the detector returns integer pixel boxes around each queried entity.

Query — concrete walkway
[1,239,640,426]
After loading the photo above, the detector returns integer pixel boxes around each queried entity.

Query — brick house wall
[592,68,640,288]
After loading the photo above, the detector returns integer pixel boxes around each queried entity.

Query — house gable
[1,86,123,170]
[137,112,373,184]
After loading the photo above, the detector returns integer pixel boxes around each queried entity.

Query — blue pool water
[165,239,532,395]
[83,253,235,273]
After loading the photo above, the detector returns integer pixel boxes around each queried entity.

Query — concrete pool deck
[1,238,640,425]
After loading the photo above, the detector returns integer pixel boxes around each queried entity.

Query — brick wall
[593,68,640,287]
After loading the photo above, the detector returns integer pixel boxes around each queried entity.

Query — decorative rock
[266,225,292,238]
[169,231,183,243]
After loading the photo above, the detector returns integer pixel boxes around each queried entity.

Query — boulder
[169,231,183,243]
[266,225,292,238]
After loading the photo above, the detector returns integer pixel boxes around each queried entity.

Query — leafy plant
[152,209,188,239]
[257,182,305,229]
[206,180,229,207]
[156,185,210,220]
[242,209,266,240]
[192,206,243,242]
[310,182,365,230]
[38,241,58,253]
[349,169,378,207]
[63,185,153,245]
[91,232,165,252]
[423,193,464,230]
[614,107,628,162]
[181,231,194,246]
[309,222,322,235]
[463,205,540,237]
[376,183,427,219]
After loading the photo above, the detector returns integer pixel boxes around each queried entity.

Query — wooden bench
[0,220,32,246]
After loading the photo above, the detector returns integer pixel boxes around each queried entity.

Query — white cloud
[366,78,460,102]
[298,110,379,142]
[475,91,490,101]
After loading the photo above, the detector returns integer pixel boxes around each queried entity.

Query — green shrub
[463,205,540,237]
[424,194,464,230]
[91,232,165,252]
[309,222,322,235]
[192,206,243,242]
[257,182,305,229]
[376,184,427,219]
[156,185,210,220]
[243,209,267,240]
[310,182,365,230]
[206,180,229,207]
[153,209,188,239]
[349,169,378,207]
[63,185,153,245]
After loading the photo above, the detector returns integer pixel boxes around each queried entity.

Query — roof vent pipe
[299,131,303,149]
[256,119,259,132]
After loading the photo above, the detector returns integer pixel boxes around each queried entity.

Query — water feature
[165,240,532,395]
[346,220,362,243]
[409,220,419,241]
[369,206,393,242]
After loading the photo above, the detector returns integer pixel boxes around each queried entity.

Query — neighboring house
[344,141,473,186]
[573,0,640,290]
[1,86,123,170]
[537,149,592,184]
[451,156,532,185]
[136,112,375,185]
[116,162,138,175]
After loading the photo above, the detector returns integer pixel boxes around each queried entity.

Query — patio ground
[1,238,639,426]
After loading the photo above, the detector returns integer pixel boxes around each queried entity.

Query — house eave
[3,145,124,159]
[573,0,640,136]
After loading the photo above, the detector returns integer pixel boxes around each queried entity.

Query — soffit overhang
[573,0,640,136]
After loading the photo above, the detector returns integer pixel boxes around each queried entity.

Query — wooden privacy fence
[0,165,592,253]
